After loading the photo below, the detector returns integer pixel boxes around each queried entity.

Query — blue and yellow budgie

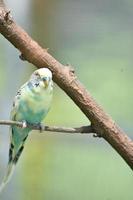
[0,68,53,192]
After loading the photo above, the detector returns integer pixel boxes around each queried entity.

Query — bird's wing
[10,82,28,120]
[0,83,29,193]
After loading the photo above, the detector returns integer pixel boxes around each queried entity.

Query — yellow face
[32,68,52,89]
[24,68,53,114]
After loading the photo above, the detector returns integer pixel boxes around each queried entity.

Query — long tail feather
[0,162,15,193]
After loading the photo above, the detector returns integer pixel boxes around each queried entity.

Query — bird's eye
[34,71,39,76]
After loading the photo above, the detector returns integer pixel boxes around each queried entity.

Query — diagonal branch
[0,120,93,134]
[0,0,5,8]
[0,6,133,169]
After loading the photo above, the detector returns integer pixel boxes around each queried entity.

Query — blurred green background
[0,0,133,199]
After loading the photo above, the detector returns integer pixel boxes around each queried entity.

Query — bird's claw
[22,120,27,128]
[37,123,45,133]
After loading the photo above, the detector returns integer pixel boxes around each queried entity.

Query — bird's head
[31,68,53,89]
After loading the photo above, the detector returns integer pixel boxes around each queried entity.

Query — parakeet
[0,68,53,192]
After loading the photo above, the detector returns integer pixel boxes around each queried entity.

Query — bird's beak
[43,78,49,88]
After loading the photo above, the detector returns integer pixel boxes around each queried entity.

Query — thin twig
[0,120,93,134]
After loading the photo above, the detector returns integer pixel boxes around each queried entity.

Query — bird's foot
[37,123,45,133]
[22,120,27,128]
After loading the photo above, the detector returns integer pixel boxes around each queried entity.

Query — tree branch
[0,6,133,169]
[0,0,5,8]
[0,120,93,134]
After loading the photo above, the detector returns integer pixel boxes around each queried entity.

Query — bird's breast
[16,90,52,123]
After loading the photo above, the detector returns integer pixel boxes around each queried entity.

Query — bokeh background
[0,0,133,199]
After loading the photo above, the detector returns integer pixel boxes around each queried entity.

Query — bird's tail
[0,162,15,193]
